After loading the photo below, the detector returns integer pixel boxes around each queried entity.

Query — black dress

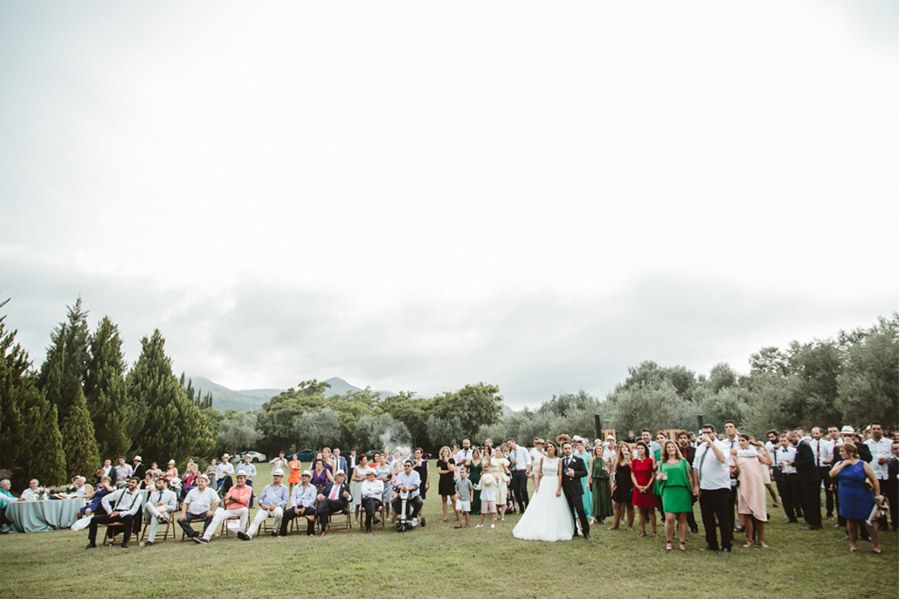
[437,458,456,496]
[612,463,633,503]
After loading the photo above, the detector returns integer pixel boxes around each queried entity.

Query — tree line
[1,293,896,487]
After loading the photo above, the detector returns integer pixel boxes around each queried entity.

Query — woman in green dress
[575,440,593,521]
[469,448,483,516]
[657,440,695,552]
[589,443,614,523]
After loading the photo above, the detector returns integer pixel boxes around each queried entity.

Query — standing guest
[609,442,634,530]
[764,430,782,509]
[574,440,593,521]
[733,434,771,548]
[332,448,348,474]
[810,427,834,518]
[178,474,218,539]
[236,455,256,488]
[182,464,199,498]
[469,448,483,516]
[360,469,384,533]
[270,451,288,474]
[280,471,316,536]
[641,430,660,457]
[113,457,133,485]
[792,430,822,530]
[287,453,302,495]
[589,444,613,524]
[194,472,252,544]
[100,458,113,478]
[375,453,393,516]
[215,454,234,492]
[529,438,546,491]
[322,447,335,472]
[830,442,883,553]
[436,446,457,523]
[483,439,494,465]
[350,454,370,521]
[677,431,699,534]
[657,440,694,551]
[823,426,842,518]
[454,466,473,529]
[885,440,899,532]
[347,449,358,472]
[777,434,803,523]
[391,460,423,524]
[488,447,511,521]
[79,476,114,518]
[164,460,179,483]
[310,458,334,493]
[85,476,143,549]
[315,471,351,537]
[147,461,163,480]
[722,420,741,532]
[142,478,178,545]
[475,472,499,529]
[412,447,429,505]
[631,441,657,537]
[692,424,733,553]
[507,438,530,514]
[238,470,288,541]
[0,479,16,527]
[602,437,618,471]
[132,456,147,481]
[205,458,218,485]
[865,422,892,522]
[454,439,473,475]
[19,479,40,501]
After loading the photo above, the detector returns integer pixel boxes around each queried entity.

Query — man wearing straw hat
[194,472,251,544]
[279,470,317,536]
[238,470,288,541]
[315,470,351,537]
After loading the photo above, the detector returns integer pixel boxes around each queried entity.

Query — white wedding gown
[512,456,575,542]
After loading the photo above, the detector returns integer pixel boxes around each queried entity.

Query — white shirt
[184,487,219,514]
[236,462,257,477]
[361,479,384,499]
[290,484,317,509]
[147,488,179,512]
[101,488,143,517]
[216,462,234,480]
[777,446,798,474]
[764,441,778,468]
[602,446,617,467]
[809,438,834,468]
[453,449,473,468]
[866,437,892,480]
[528,447,544,471]
[20,488,39,501]
[509,446,530,472]
[692,441,732,490]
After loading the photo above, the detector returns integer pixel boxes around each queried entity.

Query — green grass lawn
[1,461,896,598]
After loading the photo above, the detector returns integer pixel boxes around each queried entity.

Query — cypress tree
[17,379,67,487]
[38,297,90,424]
[60,387,101,478]
[84,316,130,459]
[0,300,27,473]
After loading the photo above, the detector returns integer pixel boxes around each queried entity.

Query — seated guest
[113,457,133,486]
[194,472,251,544]
[238,470,288,541]
[0,479,15,526]
[19,479,40,501]
[164,459,179,482]
[143,477,178,545]
[391,460,424,522]
[147,461,163,480]
[361,469,384,533]
[215,454,234,492]
[178,474,219,539]
[132,455,147,481]
[85,476,143,549]
[141,472,156,491]
[182,467,198,500]
[280,470,317,537]
[80,476,114,517]
[53,476,88,499]
[315,470,351,537]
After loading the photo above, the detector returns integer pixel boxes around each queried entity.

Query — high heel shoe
[679,541,686,552]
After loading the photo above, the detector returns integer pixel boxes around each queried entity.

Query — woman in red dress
[631,441,658,537]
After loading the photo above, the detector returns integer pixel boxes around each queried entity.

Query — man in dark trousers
[693,424,733,553]
[792,431,822,530]
[560,442,590,540]
[85,476,143,549]
[315,471,351,537]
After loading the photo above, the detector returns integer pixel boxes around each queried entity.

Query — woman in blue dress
[829,442,883,554]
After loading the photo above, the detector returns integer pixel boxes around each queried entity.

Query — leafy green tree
[381,392,432,448]
[84,316,130,459]
[60,387,101,477]
[217,410,260,454]
[430,383,503,439]
[425,413,465,448]
[837,314,899,428]
[0,300,28,472]
[293,409,343,451]
[353,413,411,451]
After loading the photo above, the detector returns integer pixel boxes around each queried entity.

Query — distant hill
[323,377,395,399]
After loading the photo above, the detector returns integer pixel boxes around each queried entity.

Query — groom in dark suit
[560,442,590,540]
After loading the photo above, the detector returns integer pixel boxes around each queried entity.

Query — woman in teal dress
[575,441,593,521]
[589,444,614,522]
[469,449,483,516]
[657,440,695,552]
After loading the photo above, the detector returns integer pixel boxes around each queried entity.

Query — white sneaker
[490,524,495,529]
[476,524,483,528]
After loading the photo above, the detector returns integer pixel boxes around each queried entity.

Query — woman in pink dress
[734,433,772,548]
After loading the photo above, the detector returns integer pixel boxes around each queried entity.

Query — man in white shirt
[809,427,834,518]
[86,476,143,549]
[360,469,385,533]
[178,474,219,539]
[19,479,40,501]
[692,424,733,553]
[215,454,234,491]
[865,422,892,483]
[238,470,288,541]
[776,434,802,522]
[279,471,316,536]
[507,438,530,513]
[454,440,473,480]
[143,478,178,545]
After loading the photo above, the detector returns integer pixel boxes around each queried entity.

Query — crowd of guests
[1,420,895,557]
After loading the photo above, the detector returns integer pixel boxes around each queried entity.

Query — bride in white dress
[512,441,575,542]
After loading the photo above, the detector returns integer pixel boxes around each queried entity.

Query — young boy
[475,472,498,529]
[454,467,473,528]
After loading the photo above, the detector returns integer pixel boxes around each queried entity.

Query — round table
[5,498,85,533]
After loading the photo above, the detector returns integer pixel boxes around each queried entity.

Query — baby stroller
[395,489,426,533]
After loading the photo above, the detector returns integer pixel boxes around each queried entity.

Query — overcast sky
[1,1,896,408]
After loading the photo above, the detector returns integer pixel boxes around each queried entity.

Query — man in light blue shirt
[391,460,423,521]
[142,478,178,545]
[279,471,317,536]
[238,470,288,541]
